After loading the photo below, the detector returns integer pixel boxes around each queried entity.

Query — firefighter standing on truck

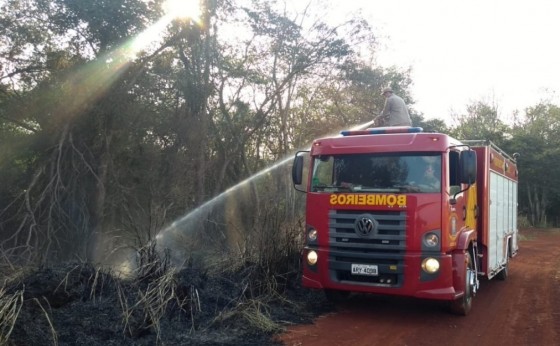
[374,87,412,127]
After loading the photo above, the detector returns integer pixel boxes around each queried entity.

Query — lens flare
[163,0,202,21]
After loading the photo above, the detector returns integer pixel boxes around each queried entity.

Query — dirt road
[279,229,560,346]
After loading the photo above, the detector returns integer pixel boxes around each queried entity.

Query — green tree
[286,62,416,150]
[449,100,510,145]
[0,0,159,262]
[410,112,448,133]
[507,103,560,226]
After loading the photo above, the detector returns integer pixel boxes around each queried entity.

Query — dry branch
[0,287,24,344]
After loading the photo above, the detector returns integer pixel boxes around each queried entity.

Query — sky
[330,0,560,124]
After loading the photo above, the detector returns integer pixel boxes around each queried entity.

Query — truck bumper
[302,250,462,302]
[414,287,462,300]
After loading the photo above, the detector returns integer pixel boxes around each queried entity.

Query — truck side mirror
[292,154,304,185]
[459,150,477,185]
[292,151,310,192]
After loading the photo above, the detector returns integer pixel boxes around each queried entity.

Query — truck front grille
[328,209,406,287]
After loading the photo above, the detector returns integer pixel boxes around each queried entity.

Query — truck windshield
[311,153,441,193]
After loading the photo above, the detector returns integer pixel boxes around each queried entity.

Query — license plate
[351,264,378,276]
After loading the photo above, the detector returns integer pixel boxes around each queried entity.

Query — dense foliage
[448,101,560,227]
[0,0,558,269]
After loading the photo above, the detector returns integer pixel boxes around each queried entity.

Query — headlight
[308,229,318,242]
[307,250,318,265]
[422,257,440,274]
[423,232,439,247]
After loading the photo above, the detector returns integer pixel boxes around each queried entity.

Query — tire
[450,251,475,316]
[496,250,510,281]
[496,249,511,281]
[325,289,350,303]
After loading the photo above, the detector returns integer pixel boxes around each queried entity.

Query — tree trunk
[527,184,548,227]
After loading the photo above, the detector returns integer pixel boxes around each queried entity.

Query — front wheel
[450,251,475,315]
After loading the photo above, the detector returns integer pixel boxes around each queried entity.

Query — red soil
[279,228,560,346]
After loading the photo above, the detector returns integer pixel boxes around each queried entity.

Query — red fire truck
[292,126,519,315]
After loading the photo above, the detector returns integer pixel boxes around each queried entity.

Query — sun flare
[163,0,202,20]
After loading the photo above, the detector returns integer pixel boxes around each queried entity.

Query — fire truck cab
[292,126,518,315]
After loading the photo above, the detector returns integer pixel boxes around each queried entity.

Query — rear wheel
[496,247,510,281]
[496,259,509,280]
[450,251,475,315]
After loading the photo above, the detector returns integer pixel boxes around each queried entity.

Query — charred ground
[1,260,331,346]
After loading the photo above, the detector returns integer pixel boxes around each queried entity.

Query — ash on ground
[2,262,331,346]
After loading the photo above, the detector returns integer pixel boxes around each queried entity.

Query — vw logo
[354,215,378,237]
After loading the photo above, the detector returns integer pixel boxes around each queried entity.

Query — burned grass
[0,261,330,346]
